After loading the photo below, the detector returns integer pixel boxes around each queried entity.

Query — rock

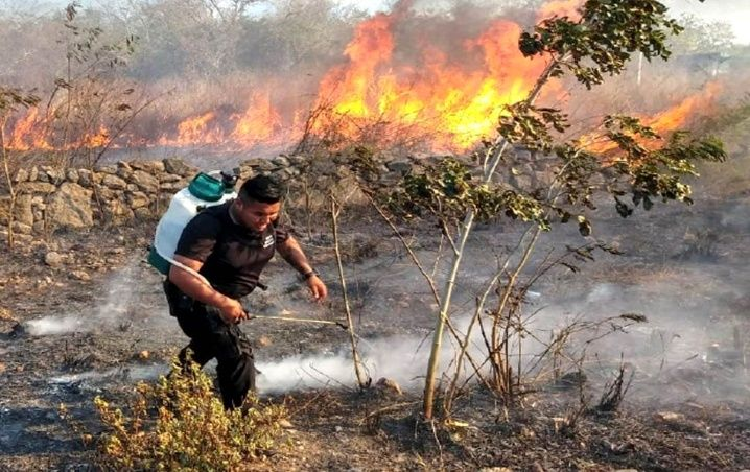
[28,166,39,182]
[47,183,94,229]
[134,207,153,220]
[258,335,272,347]
[252,159,276,172]
[104,204,134,222]
[288,155,307,167]
[101,174,127,190]
[163,158,195,177]
[278,419,294,429]
[235,165,253,182]
[116,165,133,181]
[375,377,402,395]
[159,173,183,183]
[131,170,160,193]
[655,411,684,423]
[283,167,301,177]
[244,158,265,167]
[13,168,28,183]
[0,307,15,321]
[32,221,45,233]
[70,270,91,281]
[13,193,34,227]
[43,166,64,184]
[159,182,183,192]
[535,170,553,186]
[510,173,533,190]
[37,168,49,182]
[12,221,32,235]
[138,350,149,360]
[272,156,290,167]
[44,251,65,266]
[17,182,55,194]
[96,165,117,174]
[514,148,533,161]
[130,160,165,173]
[78,169,93,187]
[66,169,79,184]
[126,191,150,209]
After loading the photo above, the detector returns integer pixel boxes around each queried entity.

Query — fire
[8,108,53,150]
[79,126,110,148]
[3,1,724,155]
[312,17,544,150]
[581,82,721,153]
[175,112,221,145]
[649,81,721,132]
[231,92,285,147]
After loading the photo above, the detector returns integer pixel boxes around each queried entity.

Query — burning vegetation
[0,0,741,157]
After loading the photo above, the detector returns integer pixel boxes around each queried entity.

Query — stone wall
[2,151,558,243]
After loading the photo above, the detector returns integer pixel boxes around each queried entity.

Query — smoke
[256,333,431,394]
[25,261,145,336]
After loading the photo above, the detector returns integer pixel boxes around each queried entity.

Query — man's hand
[306,275,328,301]
[217,297,246,325]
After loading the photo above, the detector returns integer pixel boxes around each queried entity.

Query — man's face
[233,199,281,232]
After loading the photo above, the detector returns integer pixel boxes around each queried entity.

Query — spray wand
[166,257,347,330]
[243,311,348,330]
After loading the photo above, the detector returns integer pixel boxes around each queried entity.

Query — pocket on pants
[163,280,193,317]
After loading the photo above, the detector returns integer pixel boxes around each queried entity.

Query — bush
[90,358,286,470]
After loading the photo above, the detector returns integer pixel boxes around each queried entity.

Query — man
[163,174,327,409]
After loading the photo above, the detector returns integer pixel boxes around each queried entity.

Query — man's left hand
[306,275,328,301]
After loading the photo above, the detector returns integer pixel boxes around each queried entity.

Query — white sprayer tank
[154,186,236,263]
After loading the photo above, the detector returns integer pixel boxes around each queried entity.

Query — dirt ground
[1,189,749,471]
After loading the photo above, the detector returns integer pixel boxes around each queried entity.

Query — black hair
[238,174,285,205]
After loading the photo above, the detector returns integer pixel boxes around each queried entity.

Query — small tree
[359,0,726,420]
[0,87,40,247]
[50,1,140,170]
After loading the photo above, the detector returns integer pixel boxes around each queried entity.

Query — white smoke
[25,262,143,336]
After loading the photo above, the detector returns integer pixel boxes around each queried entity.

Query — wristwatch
[301,268,319,280]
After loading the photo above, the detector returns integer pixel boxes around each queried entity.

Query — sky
[9,0,750,44]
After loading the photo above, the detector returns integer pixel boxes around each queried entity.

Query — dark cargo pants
[164,280,256,409]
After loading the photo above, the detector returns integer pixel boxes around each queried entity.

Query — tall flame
[4,1,724,154]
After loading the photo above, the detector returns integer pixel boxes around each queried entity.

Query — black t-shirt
[174,201,288,299]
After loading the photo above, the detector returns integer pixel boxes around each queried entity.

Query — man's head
[232,175,285,232]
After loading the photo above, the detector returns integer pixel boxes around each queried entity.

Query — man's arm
[277,236,328,300]
[168,255,246,323]
[276,235,313,275]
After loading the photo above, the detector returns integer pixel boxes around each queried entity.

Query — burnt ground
[1,190,749,471]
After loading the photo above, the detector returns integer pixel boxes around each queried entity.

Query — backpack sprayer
[147,170,346,330]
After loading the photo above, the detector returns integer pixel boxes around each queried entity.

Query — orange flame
[8,108,53,150]
[582,82,722,153]
[176,112,222,145]
[231,92,285,147]
[79,126,110,148]
[312,17,545,150]
[3,1,724,155]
